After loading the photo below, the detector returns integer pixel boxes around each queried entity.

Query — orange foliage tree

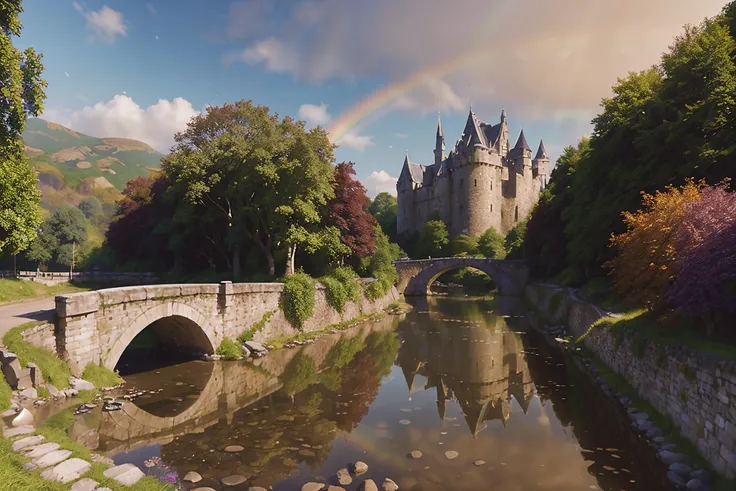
[604,179,705,311]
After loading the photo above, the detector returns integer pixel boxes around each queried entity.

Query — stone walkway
[4,422,146,489]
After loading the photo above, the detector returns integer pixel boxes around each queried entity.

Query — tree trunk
[232,245,241,278]
[702,312,715,338]
[253,231,275,277]
[265,251,275,277]
[286,244,297,276]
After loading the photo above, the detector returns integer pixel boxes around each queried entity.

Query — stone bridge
[393,258,529,296]
[54,281,398,375]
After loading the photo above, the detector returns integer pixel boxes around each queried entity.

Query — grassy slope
[0,279,90,304]
[3,323,72,389]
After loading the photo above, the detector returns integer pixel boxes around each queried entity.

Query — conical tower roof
[513,129,531,151]
[534,139,548,160]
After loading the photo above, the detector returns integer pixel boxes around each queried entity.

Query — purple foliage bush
[670,183,736,316]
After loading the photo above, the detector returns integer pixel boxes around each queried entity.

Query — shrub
[216,338,244,360]
[362,227,400,300]
[237,309,276,344]
[282,271,316,328]
[364,279,386,301]
[0,375,11,411]
[478,227,506,259]
[605,179,704,311]
[321,276,349,313]
[504,220,527,259]
[418,220,449,258]
[449,234,479,257]
[81,363,123,389]
[331,266,360,302]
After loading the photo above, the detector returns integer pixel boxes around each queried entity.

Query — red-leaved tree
[670,182,736,334]
[328,162,377,260]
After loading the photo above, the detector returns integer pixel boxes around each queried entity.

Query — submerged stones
[444,450,459,460]
[353,461,369,475]
[336,468,352,485]
[409,450,423,459]
[382,478,398,491]
[224,445,245,453]
[221,475,248,486]
[184,471,203,483]
[358,480,379,491]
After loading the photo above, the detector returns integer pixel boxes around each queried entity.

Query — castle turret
[434,113,445,167]
[532,139,550,189]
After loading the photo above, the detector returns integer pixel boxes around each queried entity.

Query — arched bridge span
[393,258,529,296]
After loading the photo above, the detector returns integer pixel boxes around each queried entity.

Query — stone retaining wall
[525,283,736,478]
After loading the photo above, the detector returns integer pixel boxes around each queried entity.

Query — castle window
[490,181,493,191]
[515,206,519,222]
[474,179,477,187]
[490,204,493,213]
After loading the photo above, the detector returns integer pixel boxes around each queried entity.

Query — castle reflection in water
[396,302,535,437]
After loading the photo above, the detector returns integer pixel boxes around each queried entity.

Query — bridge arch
[104,302,217,371]
[394,258,528,297]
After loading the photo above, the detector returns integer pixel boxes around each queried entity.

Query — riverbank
[524,282,736,488]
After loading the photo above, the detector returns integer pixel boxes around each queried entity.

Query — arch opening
[115,315,214,376]
[429,266,496,296]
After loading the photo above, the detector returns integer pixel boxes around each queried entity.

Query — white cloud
[337,132,374,152]
[74,2,127,44]
[298,103,331,127]
[146,3,157,17]
[47,95,199,153]
[362,170,397,197]
[394,133,408,139]
[228,0,725,119]
[64,71,70,77]
[227,0,273,40]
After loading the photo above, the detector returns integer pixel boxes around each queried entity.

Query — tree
[327,162,377,261]
[504,221,527,259]
[25,206,88,269]
[478,227,506,259]
[605,180,704,311]
[670,182,736,333]
[368,192,398,240]
[449,233,478,257]
[163,100,336,276]
[78,197,103,221]
[0,0,47,254]
[524,138,589,279]
[418,220,448,258]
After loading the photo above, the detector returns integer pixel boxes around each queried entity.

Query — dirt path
[0,296,55,343]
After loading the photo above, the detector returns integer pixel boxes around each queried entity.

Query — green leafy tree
[449,233,479,257]
[478,227,506,259]
[524,138,589,279]
[0,0,47,254]
[25,206,88,269]
[78,197,103,222]
[418,220,449,258]
[504,221,526,259]
[163,100,336,276]
[368,192,398,240]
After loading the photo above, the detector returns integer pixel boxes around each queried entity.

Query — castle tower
[434,113,445,167]
[532,139,550,190]
[497,110,510,157]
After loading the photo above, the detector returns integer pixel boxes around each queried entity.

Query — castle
[396,109,550,237]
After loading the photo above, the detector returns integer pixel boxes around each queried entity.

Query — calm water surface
[67,297,672,490]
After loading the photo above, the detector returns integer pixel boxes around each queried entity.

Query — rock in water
[410,451,423,459]
[473,460,486,466]
[301,483,326,491]
[327,487,346,491]
[359,480,379,491]
[183,471,203,483]
[224,445,244,452]
[69,377,95,391]
[382,478,399,491]
[336,468,352,485]
[12,408,34,427]
[444,450,459,460]
[19,387,38,399]
[353,461,369,475]
[222,475,247,486]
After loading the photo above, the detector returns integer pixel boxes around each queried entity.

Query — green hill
[22,118,164,191]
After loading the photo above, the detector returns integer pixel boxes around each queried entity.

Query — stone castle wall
[525,283,736,478]
[53,280,399,375]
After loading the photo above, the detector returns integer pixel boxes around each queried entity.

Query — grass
[576,308,736,360]
[216,338,244,360]
[580,348,735,491]
[0,375,12,411]
[0,278,91,304]
[0,437,67,491]
[267,312,384,349]
[3,322,72,389]
[81,363,124,388]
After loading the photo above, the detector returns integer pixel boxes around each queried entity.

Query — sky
[18,0,727,197]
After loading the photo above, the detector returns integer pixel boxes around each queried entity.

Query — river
[61,296,672,490]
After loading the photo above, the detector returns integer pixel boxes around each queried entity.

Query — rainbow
[327,49,498,143]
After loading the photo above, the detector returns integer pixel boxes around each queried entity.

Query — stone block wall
[20,322,56,353]
[525,283,736,478]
